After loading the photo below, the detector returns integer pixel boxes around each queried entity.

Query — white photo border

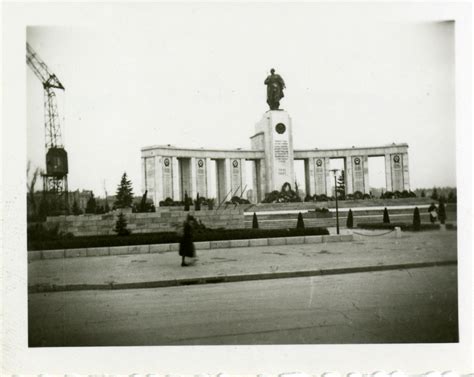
[2,1,472,375]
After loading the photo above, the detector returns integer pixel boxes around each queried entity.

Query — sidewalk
[28,230,457,292]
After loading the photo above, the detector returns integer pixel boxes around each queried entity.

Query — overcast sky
[26,3,455,197]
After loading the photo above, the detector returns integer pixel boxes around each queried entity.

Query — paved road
[29,265,458,346]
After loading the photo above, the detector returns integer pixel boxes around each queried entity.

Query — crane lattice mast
[26,42,69,209]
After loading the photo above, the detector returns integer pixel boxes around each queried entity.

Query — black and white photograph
[2,1,473,375]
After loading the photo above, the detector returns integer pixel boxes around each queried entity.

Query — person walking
[428,202,438,224]
[179,214,196,266]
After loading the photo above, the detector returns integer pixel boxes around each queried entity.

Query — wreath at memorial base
[262,183,302,203]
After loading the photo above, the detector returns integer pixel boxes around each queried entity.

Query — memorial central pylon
[250,110,295,197]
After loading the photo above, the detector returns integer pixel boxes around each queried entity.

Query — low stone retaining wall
[45,208,245,237]
[27,234,354,261]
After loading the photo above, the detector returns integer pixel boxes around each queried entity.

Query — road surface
[28,266,458,346]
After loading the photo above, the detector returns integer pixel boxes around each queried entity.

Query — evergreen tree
[38,196,50,221]
[383,207,390,224]
[85,192,97,214]
[184,191,190,211]
[115,172,134,208]
[346,209,354,229]
[72,199,81,216]
[431,187,438,200]
[27,162,40,220]
[413,207,421,231]
[420,190,426,198]
[104,199,110,213]
[336,170,346,200]
[296,212,305,230]
[438,201,447,224]
[114,212,130,236]
[447,190,456,203]
[207,198,215,210]
[252,212,259,229]
[139,190,148,212]
[195,193,201,211]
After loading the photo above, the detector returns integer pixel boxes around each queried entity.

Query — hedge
[28,227,329,251]
[357,222,440,231]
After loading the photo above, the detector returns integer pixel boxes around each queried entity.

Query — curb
[29,234,354,261]
[28,260,457,293]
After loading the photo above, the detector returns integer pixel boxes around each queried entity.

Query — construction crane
[26,42,69,211]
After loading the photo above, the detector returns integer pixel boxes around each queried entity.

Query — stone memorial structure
[142,69,410,205]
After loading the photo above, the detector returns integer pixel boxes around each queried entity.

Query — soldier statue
[264,68,286,110]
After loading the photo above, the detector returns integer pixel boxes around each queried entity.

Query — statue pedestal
[251,110,295,198]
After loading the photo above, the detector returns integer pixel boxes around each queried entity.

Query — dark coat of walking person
[179,214,196,266]
[428,202,438,224]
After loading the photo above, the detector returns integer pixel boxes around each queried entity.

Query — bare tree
[27,161,41,219]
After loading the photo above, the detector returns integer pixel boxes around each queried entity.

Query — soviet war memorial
[20,4,463,354]
[142,67,410,206]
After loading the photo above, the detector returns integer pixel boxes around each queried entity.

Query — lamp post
[330,169,340,235]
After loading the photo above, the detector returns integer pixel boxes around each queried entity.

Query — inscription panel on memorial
[315,158,325,194]
[274,140,289,163]
[196,159,206,196]
[231,159,241,193]
[392,154,403,192]
[353,157,364,193]
[162,158,172,199]
[145,157,155,191]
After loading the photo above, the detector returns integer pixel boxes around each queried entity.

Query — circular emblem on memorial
[316,159,323,167]
[354,157,361,165]
[232,160,239,168]
[393,155,400,163]
[163,158,170,167]
[275,123,286,134]
[197,159,204,168]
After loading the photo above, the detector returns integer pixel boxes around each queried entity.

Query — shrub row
[380,190,417,199]
[356,222,440,232]
[28,227,329,251]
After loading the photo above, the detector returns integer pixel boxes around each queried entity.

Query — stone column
[325,157,332,196]
[224,158,232,198]
[171,157,180,200]
[344,156,353,194]
[363,155,370,194]
[154,156,164,203]
[384,154,393,192]
[402,153,410,191]
[304,158,316,197]
[141,157,146,194]
[240,158,247,197]
[189,157,197,200]
[143,156,157,205]
[216,159,231,204]
[146,156,158,205]
[252,159,263,203]
[206,157,213,198]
